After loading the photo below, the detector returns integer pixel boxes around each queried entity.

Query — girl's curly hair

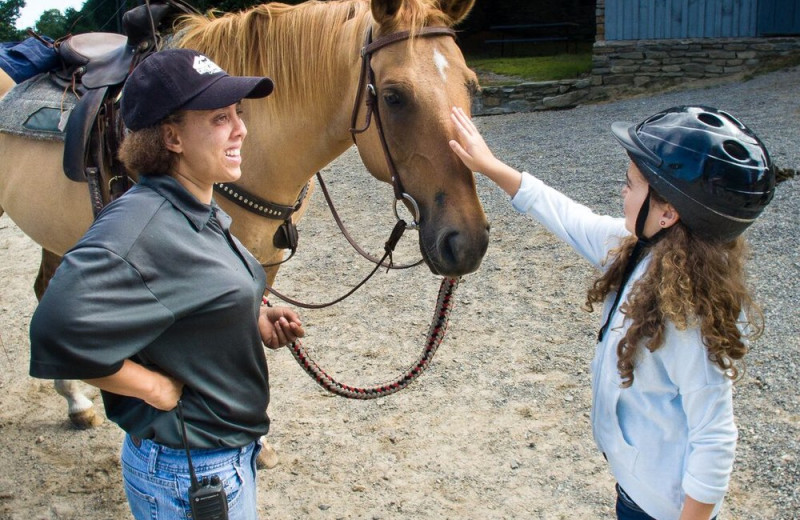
[585,221,762,387]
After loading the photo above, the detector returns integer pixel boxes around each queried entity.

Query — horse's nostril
[439,230,462,266]
[427,226,489,276]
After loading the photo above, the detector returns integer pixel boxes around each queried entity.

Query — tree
[0,0,26,41]
[34,8,69,39]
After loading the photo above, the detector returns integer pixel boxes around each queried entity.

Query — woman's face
[622,161,674,238]
[164,103,247,200]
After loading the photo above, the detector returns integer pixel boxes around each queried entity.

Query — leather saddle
[56,1,197,213]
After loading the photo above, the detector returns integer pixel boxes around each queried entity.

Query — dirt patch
[1,67,798,519]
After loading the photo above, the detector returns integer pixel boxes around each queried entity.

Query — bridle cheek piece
[349,25,457,231]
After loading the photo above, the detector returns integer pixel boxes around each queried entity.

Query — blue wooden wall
[605,0,761,40]
[758,0,800,35]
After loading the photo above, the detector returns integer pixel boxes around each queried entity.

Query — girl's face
[622,162,678,238]
[163,103,247,202]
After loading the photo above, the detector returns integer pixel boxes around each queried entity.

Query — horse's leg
[257,439,279,469]
[53,379,103,428]
[34,248,61,300]
[36,249,104,428]
[255,186,315,470]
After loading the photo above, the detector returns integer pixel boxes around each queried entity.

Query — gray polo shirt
[30,175,269,449]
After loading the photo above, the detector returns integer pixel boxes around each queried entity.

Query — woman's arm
[84,359,183,411]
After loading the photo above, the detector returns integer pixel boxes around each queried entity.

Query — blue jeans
[121,434,261,520]
[616,484,656,520]
[616,485,716,520]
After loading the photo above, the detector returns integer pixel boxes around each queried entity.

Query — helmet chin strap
[597,187,666,342]
[634,188,652,240]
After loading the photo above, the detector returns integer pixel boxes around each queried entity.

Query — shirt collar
[139,176,232,231]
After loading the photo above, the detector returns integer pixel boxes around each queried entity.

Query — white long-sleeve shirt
[511,172,736,520]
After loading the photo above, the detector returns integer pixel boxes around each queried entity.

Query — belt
[130,434,142,448]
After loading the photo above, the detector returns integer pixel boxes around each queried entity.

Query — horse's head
[352,0,489,277]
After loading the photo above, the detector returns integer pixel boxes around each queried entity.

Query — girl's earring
[660,220,666,227]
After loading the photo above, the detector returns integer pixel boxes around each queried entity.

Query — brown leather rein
[221,26,456,309]
[270,26,462,399]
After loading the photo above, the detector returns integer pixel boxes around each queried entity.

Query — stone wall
[590,37,800,100]
[472,36,800,116]
[471,78,593,116]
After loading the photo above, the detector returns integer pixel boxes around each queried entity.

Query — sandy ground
[1,67,799,520]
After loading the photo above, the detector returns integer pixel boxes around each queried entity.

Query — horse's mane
[174,0,455,114]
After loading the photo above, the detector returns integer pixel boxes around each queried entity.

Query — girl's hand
[448,106,499,174]
[449,106,523,197]
[259,306,305,349]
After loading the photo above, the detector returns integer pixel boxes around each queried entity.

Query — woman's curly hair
[585,220,763,387]
[118,111,186,176]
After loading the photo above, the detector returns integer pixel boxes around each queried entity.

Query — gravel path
[459,66,800,518]
[0,66,797,519]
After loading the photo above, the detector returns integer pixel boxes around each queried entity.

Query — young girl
[448,105,776,520]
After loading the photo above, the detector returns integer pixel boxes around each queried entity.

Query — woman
[448,105,775,519]
[29,48,304,519]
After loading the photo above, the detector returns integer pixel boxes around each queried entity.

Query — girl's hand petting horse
[448,106,523,197]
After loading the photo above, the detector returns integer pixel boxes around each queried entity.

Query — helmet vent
[697,113,724,127]
[723,140,750,161]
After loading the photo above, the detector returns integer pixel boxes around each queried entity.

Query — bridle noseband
[349,25,456,231]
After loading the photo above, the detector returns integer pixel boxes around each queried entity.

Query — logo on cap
[193,55,223,75]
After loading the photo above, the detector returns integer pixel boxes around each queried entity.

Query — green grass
[467,52,592,84]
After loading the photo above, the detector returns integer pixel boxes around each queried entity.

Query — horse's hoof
[69,409,104,429]
[256,442,279,469]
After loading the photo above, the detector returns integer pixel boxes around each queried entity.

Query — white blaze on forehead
[433,47,449,83]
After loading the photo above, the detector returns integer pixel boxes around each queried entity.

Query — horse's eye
[382,91,403,107]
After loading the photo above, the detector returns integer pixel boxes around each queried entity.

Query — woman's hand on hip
[84,359,184,411]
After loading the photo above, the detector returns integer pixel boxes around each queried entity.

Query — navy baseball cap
[121,48,274,130]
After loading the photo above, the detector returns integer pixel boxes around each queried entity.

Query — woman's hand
[84,360,184,411]
[145,372,184,411]
[259,305,305,349]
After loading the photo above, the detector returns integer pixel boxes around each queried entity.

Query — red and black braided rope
[288,276,460,399]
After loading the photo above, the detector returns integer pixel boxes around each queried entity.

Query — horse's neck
[200,4,369,199]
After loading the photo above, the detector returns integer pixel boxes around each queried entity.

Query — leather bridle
[349,25,457,231]
[213,25,457,275]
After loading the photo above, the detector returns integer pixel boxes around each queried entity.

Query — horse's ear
[438,0,476,25]
[371,0,403,25]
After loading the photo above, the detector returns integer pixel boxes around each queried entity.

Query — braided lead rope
[288,276,460,399]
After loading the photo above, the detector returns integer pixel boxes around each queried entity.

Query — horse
[0,0,488,443]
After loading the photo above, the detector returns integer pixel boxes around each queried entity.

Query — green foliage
[0,0,26,41]
[34,8,68,38]
[467,52,592,85]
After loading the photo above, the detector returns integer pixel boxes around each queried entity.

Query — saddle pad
[0,72,79,142]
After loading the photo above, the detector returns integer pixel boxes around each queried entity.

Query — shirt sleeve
[510,172,629,268]
[660,325,737,505]
[29,246,175,380]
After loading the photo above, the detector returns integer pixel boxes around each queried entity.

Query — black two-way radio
[177,400,229,520]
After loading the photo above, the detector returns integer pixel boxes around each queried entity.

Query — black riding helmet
[611,105,775,243]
